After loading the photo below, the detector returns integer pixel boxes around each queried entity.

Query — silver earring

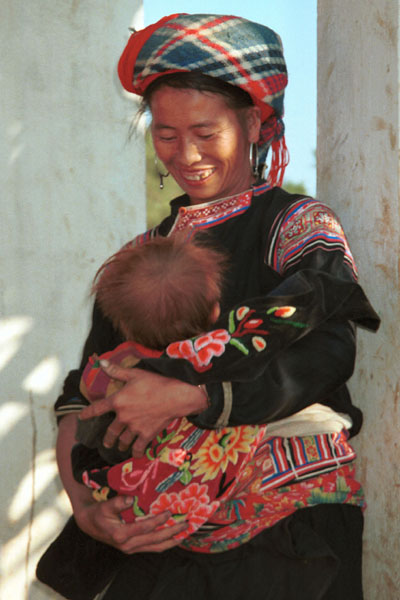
[249,143,259,178]
[155,158,170,190]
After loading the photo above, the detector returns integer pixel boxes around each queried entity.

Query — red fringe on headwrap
[266,136,289,188]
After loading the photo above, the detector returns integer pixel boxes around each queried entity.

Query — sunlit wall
[0,2,145,598]
[317,0,400,597]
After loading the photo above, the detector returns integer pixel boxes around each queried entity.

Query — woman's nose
[179,138,201,165]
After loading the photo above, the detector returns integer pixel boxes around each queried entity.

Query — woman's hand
[74,493,187,554]
[79,363,208,457]
[56,414,187,553]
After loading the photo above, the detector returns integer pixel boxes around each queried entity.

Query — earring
[249,143,259,178]
[155,158,170,190]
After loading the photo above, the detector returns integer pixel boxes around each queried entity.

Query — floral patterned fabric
[180,465,365,553]
[79,402,266,539]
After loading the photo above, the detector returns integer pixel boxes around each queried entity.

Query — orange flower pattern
[191,426,262,482]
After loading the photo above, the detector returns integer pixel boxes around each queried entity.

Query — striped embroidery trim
[255,431,356,492]
[168,190,253,236]
[55,401,86,417]
[128,226,159,247]
[267,198,358,278]
[253,181,273,196]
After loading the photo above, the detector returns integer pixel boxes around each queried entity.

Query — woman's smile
[150,87,260,205]
[181,168,216,183]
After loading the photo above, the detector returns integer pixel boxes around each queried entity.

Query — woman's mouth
[181,168,216,182]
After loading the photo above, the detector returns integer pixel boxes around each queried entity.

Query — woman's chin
[180,180,221,204]
[178,173,217,196]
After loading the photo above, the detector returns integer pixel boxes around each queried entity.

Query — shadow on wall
[0,317,72,599]
[1,1,144,598]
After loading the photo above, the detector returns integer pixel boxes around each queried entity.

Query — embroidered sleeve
[140,271,377,384]
[266,198,358,280]
[164,304,308,376]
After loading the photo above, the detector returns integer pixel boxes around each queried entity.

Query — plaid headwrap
[118,14,289,186]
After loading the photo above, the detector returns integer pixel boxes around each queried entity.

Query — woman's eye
[159,136,176,142]
[198,133,214,140]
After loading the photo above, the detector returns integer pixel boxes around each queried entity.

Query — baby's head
[93,235,226,349]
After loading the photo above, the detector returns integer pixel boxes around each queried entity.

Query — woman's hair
[138,71,254,118]
[93,235,227,350]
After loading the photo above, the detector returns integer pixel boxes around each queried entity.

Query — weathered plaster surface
[318,1,400,596]
[0,2,144,598]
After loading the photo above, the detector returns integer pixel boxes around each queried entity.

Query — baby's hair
[93,235,227,350]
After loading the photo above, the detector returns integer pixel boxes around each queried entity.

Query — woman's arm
[63,199,379,455]
[79,368,208,457]
[79,288,364,453]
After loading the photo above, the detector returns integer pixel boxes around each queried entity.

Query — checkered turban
[118,14,289,186]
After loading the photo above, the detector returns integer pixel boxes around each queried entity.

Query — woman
[53,14,379,600]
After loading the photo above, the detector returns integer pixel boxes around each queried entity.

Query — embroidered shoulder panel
[267,198,358,279]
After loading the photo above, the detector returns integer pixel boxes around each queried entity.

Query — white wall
[317,0,400,596]
[0,2,145,598]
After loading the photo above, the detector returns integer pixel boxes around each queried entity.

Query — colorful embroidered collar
[167,181,272,236]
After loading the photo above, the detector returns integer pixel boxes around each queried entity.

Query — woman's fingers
[124,521,188,554]
[91,496,187,553]
[99,359,136,383]
[79,363,137,423]
[79,397,113,420]
[117,428,137,452]
[131,434,151,458]
[118,514,188,554]
[102,421,127,449]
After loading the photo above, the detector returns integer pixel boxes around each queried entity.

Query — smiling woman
[150,85,260,204]
[47,12,379,600]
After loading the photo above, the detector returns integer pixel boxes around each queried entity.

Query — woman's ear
[246,106,262,143]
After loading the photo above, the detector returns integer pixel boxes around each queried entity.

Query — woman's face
[150,87,261,205]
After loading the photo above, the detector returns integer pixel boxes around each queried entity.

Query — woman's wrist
[166,378,209,418]
[197,384,211,408]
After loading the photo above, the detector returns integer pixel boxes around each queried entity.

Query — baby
[74,234,224,466]
[72,235,266,536]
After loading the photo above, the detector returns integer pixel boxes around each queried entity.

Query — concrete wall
[317,0,399,596]
[0,2,145,598]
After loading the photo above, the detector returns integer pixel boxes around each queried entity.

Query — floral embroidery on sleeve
[165,305,306,372]
[166,329,231,372]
